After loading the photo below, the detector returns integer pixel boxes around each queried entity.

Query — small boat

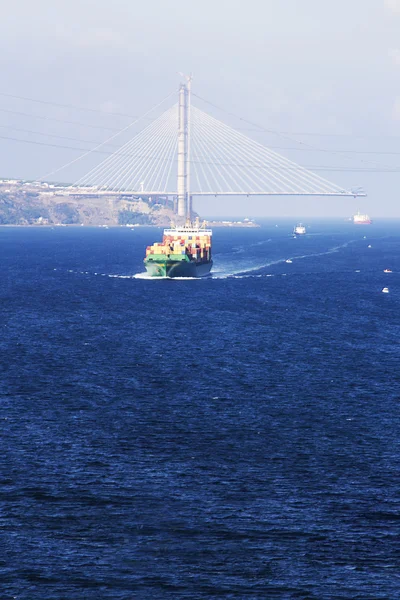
[367,244,372,248]
[293,223,306,235]
[383,269,392,273]
[382,287,389,293]
[285,259,293,264]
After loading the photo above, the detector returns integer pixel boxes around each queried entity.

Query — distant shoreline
[0,220,261,228]
[206,220,260,228]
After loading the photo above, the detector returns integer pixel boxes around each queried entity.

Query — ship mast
[177,74,192,220]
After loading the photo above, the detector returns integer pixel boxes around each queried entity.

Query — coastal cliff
[0,181,178,226]
[0,180,259,227]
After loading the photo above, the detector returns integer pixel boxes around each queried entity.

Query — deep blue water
[0,220,399,599]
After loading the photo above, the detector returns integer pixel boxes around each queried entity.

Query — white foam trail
[133,272,201,280]
[64,238,360,282]
[212,239,358,279]
[212,256,290,278]
[230,238,272,255]
[68,269,205,281]
[133,271,154,279]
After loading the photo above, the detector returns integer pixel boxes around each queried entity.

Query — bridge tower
[177,75,192,220]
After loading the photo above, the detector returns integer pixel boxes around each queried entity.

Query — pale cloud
[392,97,400,119]
[99,101,124,114]
[384,0,400,13]
[74,28,128,50]
[388,47,400,64]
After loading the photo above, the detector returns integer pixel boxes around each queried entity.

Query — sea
[0,220,399,600]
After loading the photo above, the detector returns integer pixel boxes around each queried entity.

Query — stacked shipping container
[145,231,212,263]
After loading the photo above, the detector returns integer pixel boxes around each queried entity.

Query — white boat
[285,259,293,264]
[353,211,372,225]
[293,223,306,235]
[383,269,392,273]
[382,287,389,293]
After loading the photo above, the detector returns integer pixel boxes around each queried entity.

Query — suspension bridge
[46,76,365,221]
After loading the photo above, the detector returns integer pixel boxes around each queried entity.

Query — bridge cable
[38,90,177,182]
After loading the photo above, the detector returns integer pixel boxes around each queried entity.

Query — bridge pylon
[176,74,192,220]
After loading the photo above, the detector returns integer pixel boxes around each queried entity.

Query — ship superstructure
[144,223,212,277]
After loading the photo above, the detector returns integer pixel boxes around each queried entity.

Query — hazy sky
[1,0,400,216]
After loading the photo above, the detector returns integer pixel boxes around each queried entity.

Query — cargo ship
[293,223,306,235]
[353,211,372,225]
[144,221,213,278]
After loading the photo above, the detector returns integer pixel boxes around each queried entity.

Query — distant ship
[353,211,372,225]
[293,223,306,235]
[144,221,212,278]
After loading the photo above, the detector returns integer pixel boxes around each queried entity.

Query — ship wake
[63,239,358,282]
[212,239,358,278]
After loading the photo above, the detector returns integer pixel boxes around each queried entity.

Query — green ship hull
[144,253,212,278]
